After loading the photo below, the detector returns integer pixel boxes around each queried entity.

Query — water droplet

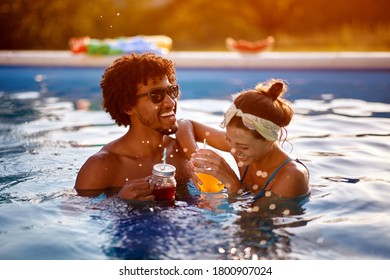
[259,240,267,246]
[34,74,45,82]
[244,247,251,259]
[316,237,324,244]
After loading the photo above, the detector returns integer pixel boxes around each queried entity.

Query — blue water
[0,65,390,260]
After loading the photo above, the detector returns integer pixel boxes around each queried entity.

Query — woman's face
[225,125,270,166]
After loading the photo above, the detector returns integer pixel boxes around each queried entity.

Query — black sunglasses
[136,85,179,104]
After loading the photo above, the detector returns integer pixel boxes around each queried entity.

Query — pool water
[0,66,390,260]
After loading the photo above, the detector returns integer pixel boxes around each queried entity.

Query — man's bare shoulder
[84,145,122,164]
[75,148,121,192]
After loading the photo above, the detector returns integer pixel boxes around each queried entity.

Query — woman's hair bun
[268,82,284,100]
[255,79,286,101]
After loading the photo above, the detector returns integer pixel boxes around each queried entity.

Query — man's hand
[118,177,154,201]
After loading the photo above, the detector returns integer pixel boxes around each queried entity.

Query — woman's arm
[176,119,230,159]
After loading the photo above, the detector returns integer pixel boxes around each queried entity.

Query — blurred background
[1,0,389,51]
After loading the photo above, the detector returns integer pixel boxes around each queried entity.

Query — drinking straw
[162,148,167,169]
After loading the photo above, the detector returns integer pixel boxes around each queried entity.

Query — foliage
[1,0,389,51]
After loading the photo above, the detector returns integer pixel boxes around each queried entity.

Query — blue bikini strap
[253,157,294,200]
[240,165,249,185]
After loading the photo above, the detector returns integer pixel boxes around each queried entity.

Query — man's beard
[136,104,178,136]
[159,123,179,135]
[137,115,179,135]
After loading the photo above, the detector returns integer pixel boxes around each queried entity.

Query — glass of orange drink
[196,173,224,193]
[195,140,224,193]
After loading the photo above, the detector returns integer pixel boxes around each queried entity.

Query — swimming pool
[1,64,390,260]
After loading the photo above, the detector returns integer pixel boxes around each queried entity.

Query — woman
[177,79,309,201]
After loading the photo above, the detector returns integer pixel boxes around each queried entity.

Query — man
[74,53,190,201]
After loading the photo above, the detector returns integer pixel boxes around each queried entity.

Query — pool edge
[0,50,389,70]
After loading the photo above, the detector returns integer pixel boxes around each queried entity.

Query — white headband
[220,103,281,142]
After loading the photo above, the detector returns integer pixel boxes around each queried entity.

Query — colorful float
[225,36,274,54]
[69,35,172,55]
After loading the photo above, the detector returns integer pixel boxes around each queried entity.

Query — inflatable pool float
[226,36,274,54]
[69,35,172,55]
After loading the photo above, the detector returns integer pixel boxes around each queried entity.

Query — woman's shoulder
[289,158,309,176]
[270,158,309,198]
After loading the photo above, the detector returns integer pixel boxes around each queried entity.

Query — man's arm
[75,152,155,200]
[74,153,113,195]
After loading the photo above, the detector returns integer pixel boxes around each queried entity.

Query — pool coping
[0,50,389,69]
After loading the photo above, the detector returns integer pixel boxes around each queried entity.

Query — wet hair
[100,52,177,127]
[229,79,293,140]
